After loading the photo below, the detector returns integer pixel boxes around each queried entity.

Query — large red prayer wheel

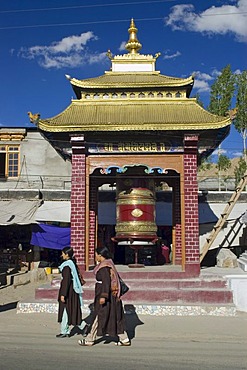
[115,187,157,241]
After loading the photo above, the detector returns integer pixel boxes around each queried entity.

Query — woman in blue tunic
[56,246,86,338]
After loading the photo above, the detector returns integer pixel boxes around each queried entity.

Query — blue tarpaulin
[31,223,71,250]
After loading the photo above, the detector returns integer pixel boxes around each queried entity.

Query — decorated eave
[37,98,231,133]
[68,73,194,100]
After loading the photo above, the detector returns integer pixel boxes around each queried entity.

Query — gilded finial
[125,18,142,54]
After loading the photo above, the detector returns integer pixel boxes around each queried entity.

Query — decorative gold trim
[115,221,157,233]
[117,198,154,205]
[131,208,144,217]
[38,120,231,133]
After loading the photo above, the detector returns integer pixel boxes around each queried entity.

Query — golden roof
[69,72,194,90]
[38,98,231,132]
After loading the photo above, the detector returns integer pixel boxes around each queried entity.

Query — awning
[35,201,70,223]
[0,200,42,225]
[31,223,70,250]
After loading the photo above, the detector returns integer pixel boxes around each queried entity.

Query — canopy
[31,223,70,250]
[0,200,42,225]
[35,201,70,223]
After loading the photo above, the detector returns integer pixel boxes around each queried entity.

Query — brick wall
[70,136,86,270]
[173,177,182,264]
[89,179,97,266]
[183,135,200,271]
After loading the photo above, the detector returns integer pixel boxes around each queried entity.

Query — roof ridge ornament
[125,18,142,54]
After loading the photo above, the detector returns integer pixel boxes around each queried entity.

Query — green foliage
[198,157,212,172]
[234,71,247,162]
[234,157,247,186]
[216,154,231,172]
[208,65,235,116]
[234,71,247,134]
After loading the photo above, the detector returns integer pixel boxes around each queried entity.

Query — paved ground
[0,278,247,370]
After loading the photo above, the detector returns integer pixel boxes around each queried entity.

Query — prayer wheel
[115,187,157,241]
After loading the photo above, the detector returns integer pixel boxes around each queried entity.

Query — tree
[234,71,247,164]
[208,65,235,190]
[234,156,247,187]
[193,93,204,108]
[198,156,212,172]
[208,64,235,116]
[216,154,231,191]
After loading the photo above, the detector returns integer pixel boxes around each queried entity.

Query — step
[17,299,236,317]
[238,258,247,272]
[51,277,228,290]
[35,280,233,305]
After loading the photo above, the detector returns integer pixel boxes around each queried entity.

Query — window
[175,91,181,98]
[166,92,172,98]
[138,92,145,98]
[0,145,19,178]
[157,92,163,98]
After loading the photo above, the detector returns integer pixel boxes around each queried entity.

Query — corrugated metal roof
[38,99,231,132]
[70,72,194,89]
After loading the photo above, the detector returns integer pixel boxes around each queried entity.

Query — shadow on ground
[0,301,18,312]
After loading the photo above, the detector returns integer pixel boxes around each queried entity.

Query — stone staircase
[17,270,236,316]
[238,252,247,272]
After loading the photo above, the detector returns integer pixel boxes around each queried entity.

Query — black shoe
[56,334,70,338]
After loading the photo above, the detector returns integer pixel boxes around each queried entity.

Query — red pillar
[173,177,182,265]
[70,135,86,271]
[183,134,200,276]
[89,178,97,266]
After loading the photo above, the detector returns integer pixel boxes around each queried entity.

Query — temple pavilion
[32,19,231,277]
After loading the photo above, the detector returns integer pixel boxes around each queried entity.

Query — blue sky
[0,0,246,159]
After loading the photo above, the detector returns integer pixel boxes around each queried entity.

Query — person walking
[78,246,130,346]
[56,246,86,338]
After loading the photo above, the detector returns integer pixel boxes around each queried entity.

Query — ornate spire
[125,18,142,54]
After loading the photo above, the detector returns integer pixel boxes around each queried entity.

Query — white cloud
[163,50,181,60]
[193,79,211,93]
[212,148,228,156]
[119,41,126,51]
[232,151,244,157]
[165,0,247,43]
[192,70,215,93]
[18,31,108,69]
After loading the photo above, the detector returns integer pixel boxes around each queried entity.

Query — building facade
[28,20,233,277]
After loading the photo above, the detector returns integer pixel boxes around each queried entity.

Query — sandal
[115,340,131,346]
[78,339,94,347]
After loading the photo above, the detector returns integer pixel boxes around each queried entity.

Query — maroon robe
[93,266,126,337]
[57,265,82,326]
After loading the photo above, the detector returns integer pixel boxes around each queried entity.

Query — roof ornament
[106,49,113,60]
[228,107,238,120]
[27,111,40,125]
[125,18,142,54]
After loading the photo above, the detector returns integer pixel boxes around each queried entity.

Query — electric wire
[0,0,175,14]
